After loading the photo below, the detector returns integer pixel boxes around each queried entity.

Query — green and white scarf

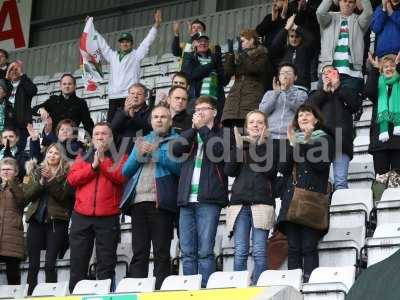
[189,133,204,203]
[198,56,218,99]
[377,72,400,133]
[0,102,5,133]
[333,18,363,79]
[294,129,327,144]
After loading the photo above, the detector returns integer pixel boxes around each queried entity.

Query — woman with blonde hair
[23,143,73,295]
[224,110,275,284]
[0,158,24,285]
[366,53,400,175]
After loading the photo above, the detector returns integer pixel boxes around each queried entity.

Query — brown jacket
[222,45,271,123]
[0,180,25,259]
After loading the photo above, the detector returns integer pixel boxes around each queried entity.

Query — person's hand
[323,78,331,92]
[387,1,394,15]
[303,124,314,142]
[287,124,295,145]
[330,76,340,92]
[272,2,279,21]
[234,126,244,149]
[192,112,206,129]
[124,96,135,115]
[40,166,53,180]
[92,150,100,169]
[172,21,180,36]
[38,107,49,121]
[285,14,296,30]
[257,126,267,145]
[368,52,380,69]
[382,0,388,11]
[272,77,281,91]
[159,92,168,104]
[395,51,400,66]
[27,123,39,141]
[137,140,155,156]
[154,9,162,28]
[281,0,289,18]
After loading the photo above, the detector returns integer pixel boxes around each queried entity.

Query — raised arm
[135,10,161,61]
[316,0,334,29]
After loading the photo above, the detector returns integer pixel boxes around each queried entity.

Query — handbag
[372,170,400,205]
[286,165,330,231]
[267,229,288,269]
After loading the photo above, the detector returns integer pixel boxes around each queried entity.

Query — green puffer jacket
[23,172,74,223]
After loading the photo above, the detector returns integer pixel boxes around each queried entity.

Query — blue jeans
[333,153,350,190]
[179,203,221,287]
[233,206,269,285]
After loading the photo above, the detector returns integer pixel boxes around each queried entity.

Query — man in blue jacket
[173,96,229,287]
[121,104,181,290]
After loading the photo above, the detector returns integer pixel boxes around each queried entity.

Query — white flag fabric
[79,17,103,91]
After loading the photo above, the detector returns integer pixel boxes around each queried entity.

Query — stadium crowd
[0,0,400,294]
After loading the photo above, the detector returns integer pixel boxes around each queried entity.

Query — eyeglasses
[194,107,214,113]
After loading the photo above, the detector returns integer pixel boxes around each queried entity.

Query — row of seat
[0,266,356,299]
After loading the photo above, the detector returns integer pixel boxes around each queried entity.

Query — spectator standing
[167,86,192,133]
[0,127,41,180]
[270,15,315,90]
[277,104,334,282]
[366,54,400,175]
[41,119,85,160]
[371,0,400,58]
[33,73,94,137]
[259,63,307,194]
[224,110,275,284]
[93,10,161,122]
[172,19,208,59]
[0,49,10,79]
[23,143,73,295]
[171,72,189,89]
[121,105,181,289]
[0,158,25,285]
[308,65,362,189]
[317,0,372,94]
[67,122,127,292]
[173,96,229,287]
[182,34,228,121]
[0,79,15,134]
[222,29,272,128]
[111,83,152,153]
[5,61,37,150]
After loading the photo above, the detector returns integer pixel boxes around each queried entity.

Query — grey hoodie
[259,87,307,139]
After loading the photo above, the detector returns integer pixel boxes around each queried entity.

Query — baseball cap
[193,32,210,41]
[118,32,133,42]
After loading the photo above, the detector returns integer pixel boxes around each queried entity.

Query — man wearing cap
[172,19,209,60]
[94,9,162,122]
[181,33,228,121]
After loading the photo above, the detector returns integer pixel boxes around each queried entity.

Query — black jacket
[173,126,229,207]
[277,129,334,233]
[270,26,314,89]
[0,98,15,129]
[181,51,229,118]
[365,67,400,153]
[173,110,192,133]
[13,74,37,128]
[307,86,362,159]
[224,141,275,206]
[111,105,152,153]
[32,93,94,135]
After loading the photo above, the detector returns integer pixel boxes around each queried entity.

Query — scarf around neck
[377,72,400,133]
[294,129,327,144]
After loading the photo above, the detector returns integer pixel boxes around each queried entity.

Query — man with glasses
[173,96,229,287]
[111,83,152,153]
[182,33,228,121]
[259,63,307,196]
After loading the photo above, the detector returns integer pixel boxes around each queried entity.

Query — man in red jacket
[67,122,127,292]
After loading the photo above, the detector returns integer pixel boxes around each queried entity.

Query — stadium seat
[220,233,253,272]
[0,285,28,299]
[141,55,158,67]
[32,281,69,297]
[256,269,303,291]
[161,274,202,291]
[142,65,166,78]
[206,271,251,289]
[353,136,370,153]
[115,277,156,293]
[72,279,111,295]
[302,266,356,299]
[155,76,172,88]
[157,53,178,65]
[348,154,375,181]
[167,61,180,74]
[376,188,400,226]
[365,223,400,267]
[140,77,155,89]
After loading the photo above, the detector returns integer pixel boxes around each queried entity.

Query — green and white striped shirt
[189,134,204,203]
[198,56,218,99]
[333,18,363,79]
